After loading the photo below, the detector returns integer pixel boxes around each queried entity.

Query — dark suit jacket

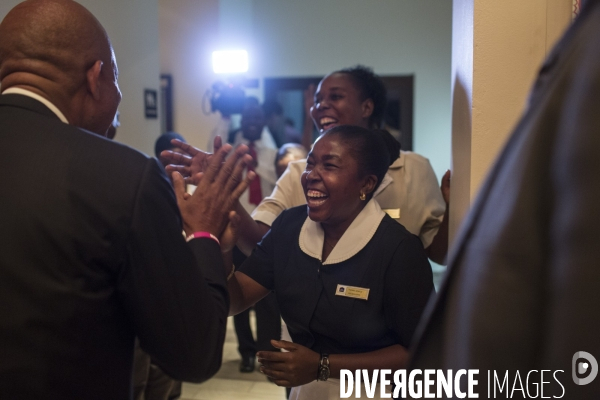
[410,1,600,398]
[0,94,229,399]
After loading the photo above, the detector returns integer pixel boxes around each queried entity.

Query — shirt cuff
[251,209,277,227]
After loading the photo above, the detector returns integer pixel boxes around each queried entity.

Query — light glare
[212,50,248,74]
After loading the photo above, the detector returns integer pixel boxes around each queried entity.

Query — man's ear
[86,60,103,101]
[361,98,374,120]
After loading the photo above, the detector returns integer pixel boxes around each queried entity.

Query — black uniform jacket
[241,203,433,356]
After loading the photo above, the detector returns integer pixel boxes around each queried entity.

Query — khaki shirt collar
[374,150,403,196]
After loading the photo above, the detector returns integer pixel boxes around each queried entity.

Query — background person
[230,101,278,215]
[223,126,433,400]
[263,99,302,146]
[0,1,252,398]
[229,102,281,373]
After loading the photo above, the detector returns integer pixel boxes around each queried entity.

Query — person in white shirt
[231,103,278,215]
[228,102,281,373]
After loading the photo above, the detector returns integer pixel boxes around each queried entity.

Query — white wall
[0,0,161,156]
[449,0,571,246]
[159,0,222,151]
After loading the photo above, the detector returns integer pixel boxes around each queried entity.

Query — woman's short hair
[324,125,401,198]
[335,65,387,129]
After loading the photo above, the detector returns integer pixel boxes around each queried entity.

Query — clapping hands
[172,142,255,238]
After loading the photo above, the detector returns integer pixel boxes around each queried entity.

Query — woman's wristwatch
[317,353,330,381]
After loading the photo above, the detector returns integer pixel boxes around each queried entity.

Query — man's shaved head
[0,0,121,135]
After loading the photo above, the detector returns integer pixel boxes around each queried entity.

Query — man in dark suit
[0,1,252,399]
[409,0,600,398]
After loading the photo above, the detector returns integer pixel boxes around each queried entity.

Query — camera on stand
[209,81,245,116]
[203,78,259,117]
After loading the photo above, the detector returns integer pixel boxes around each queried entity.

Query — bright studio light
[212,50,248,74]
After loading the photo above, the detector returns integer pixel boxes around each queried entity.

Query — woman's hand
[171,143,254,237]
[163,136,223,184]
[220,211,241,254]
[257,340,320,387]
[219,211,239,278]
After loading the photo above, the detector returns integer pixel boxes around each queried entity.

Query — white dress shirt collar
[2,87,69,124]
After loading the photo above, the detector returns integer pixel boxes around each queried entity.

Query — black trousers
[234,291,281,358]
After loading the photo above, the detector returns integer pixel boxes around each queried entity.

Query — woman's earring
[359,192,366,201]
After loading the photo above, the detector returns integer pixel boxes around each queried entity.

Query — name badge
[383,208,400,219]
[335,284,370,301]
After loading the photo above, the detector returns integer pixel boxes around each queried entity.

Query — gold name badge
[383,208,401,219]
[335,284,370,301]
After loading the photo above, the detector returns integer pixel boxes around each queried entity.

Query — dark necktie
[247,142,262,205]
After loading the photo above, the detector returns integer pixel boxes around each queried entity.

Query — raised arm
[172,142,254,237]
[134,143,253,382]
[226,271,270,316]
[122,143,251,383]
[234,203,271,255]
[235,159,313,254]
[162,137,217,182]
[162,136,300,256]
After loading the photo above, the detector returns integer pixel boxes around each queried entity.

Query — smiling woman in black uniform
[225,125,434,400]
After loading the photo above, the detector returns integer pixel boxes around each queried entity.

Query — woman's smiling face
[301,133,372,228]
[310,73,374,133]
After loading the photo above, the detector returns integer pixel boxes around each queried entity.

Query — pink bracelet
[186,231,220,245]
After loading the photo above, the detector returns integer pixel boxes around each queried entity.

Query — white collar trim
[2,88,69,124]
[299,199,386,265]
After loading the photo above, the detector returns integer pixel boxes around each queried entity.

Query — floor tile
[180,315,286,400]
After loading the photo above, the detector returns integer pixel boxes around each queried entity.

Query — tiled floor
[180,315,286,400]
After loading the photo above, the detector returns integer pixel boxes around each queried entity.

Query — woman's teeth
[307,190,328,206]
[320,118,337,129]
[308,190,326,197]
